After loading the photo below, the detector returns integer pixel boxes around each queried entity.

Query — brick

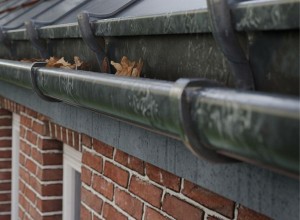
[24,159,37,175]
[103,203,127,220]
[20,115,32,128]
[40,152,62,166]
[50,123,56,138]
[29,203,41,220]
[31,148,42,164]
[81,166,92,186]
[207,216,222,220]
[115,188,143,219]
[19,153,25,166]
[24,185,36,204]
[145,163,180,191]
[144,207,168,220]
[82,134,92,148]
[25,109,38,118]
[56,126,62,141]
[0,161,11,169]
[38,138,62,150]
[93,139,114,158]
[129,176,163,208]
[238,206,272,220]
[20,140,31,156]
[20,126,26,138]
[115,150,144,175]
[81,187,103,214]
[67,130,73,147]
[19,209,25,220]
[104,161,129,187]
[81,204,92,220]
[36,168,63,181]
[0,215,10,220]
[0,139,11,147]
[0,109,11,115]
[0,171,11,180]
[41,183,63,196]
[0,150,11,158]
[74,133,80,150]
[36,198,62,212]
[0,182,11,191]
[61,127,67,143]
[0,128,12,137]
[29,176,39,193]
[19,194,30,217]
[82,151,103,172]
[32,121,48,136]
[92,174,114,200]
[93,214,101,220]
[43,215,62,220]
[182,180,235,218]
[0,203,11,212]
[19,167,30,183]
[0,118,12,126]
[26,130,38,145]
[162,194,204,220]
[0,193,11,202]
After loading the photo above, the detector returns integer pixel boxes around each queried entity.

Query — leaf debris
[111,56,143,77]
[21,56,90,70]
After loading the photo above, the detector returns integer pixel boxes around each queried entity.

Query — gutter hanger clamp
[25,20,50,59]
[77,0,139,73]
[30,62,61,102]
[207,0,255,90]
[171,78,233,163]
[0,26,15,58]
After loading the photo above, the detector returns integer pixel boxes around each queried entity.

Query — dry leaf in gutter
[20,56,90,71]
[45,57,60,67]
[111,56,143,77]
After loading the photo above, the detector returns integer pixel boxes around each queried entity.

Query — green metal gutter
[0,59,298,178]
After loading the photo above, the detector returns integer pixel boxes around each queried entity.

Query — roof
[0,0,206,29]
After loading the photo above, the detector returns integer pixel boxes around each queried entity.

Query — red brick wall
[0,97,272,220]
[19,109,63,219]
[0,109,12,220]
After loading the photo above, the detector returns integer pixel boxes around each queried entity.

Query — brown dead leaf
[20,56,90,71]
[111,56,143,77]
[45,57,60,67]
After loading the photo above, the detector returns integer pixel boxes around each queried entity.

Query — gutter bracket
[77,11,111,73]
[30,62,61,102]
[77,0,139,73]
[0,26,15,59]
[172,78,234,163]
[25,20,50,59]
[207,0,255,90]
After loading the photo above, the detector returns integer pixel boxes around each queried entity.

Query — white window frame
[11,113,20,220]
[63,144,82,220]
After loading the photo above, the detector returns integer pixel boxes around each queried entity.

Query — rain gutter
[0,59,298,178]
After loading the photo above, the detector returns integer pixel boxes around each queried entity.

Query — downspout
[0,59,298,178]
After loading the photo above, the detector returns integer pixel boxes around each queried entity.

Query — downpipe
[0,59,298,178]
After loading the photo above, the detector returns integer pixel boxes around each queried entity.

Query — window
[11,113,20,220]
[63,144,82,220]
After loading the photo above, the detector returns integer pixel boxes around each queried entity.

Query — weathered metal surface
[207,0,255,90]
[0,59,298,177]
[1,29,298,95]
[189,87,299,176]
[0,1,298,96]
[0,80,299,220]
